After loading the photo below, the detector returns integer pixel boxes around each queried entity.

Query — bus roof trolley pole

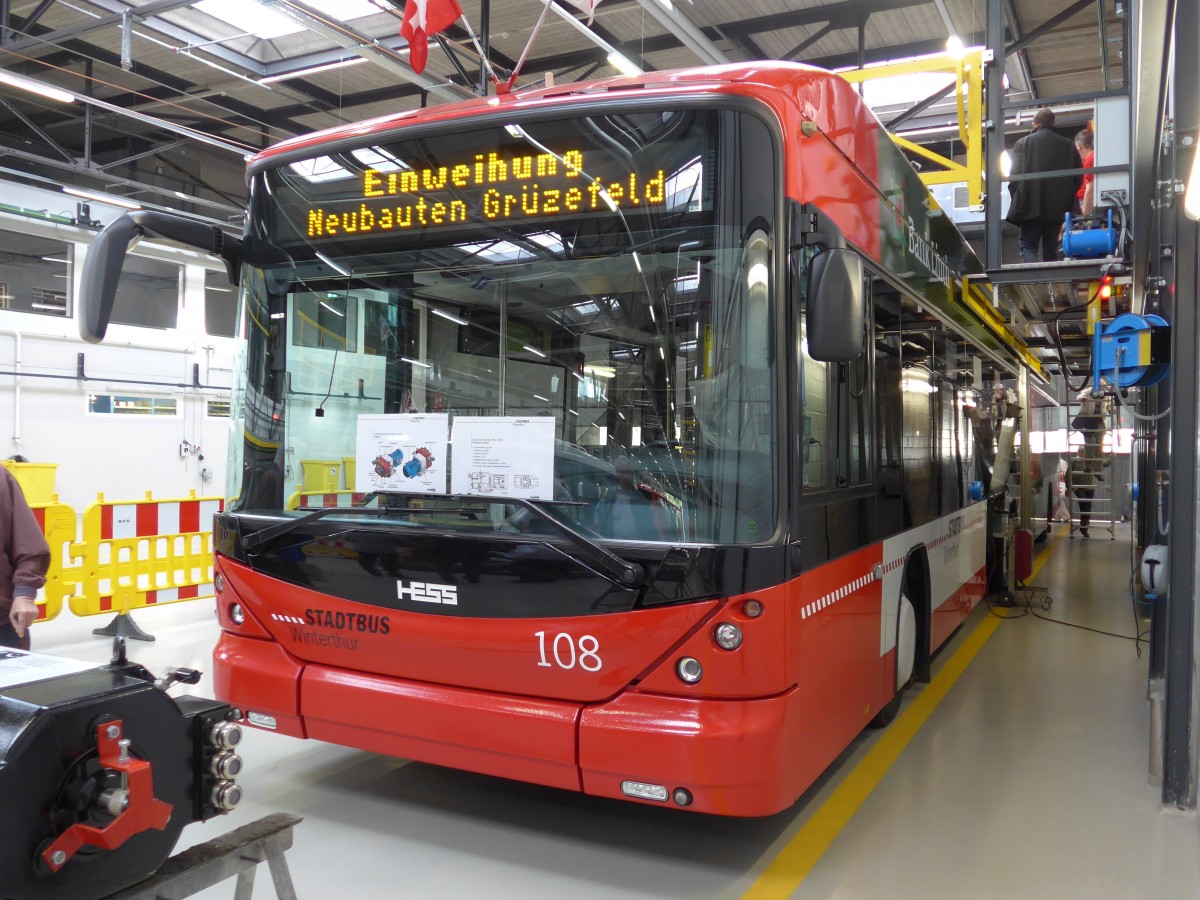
[80,210,243,344]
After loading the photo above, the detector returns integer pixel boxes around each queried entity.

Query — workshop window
[109,255,180,330]
[0,231,73,318]
[88,394,178,416]
[205,269,238,337]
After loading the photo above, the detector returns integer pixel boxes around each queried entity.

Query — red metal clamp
[40,719,173,873]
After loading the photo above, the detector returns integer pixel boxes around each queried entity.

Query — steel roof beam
[50,34,307,135]
[19,0,57,33]
[713,0,928,38]
[0,142,243,214]
[632,0,728,65]
[782,22,837,62]
[3,0,205,55]
[66,0,263,74]
[98,137,187,169]
[260,0,473,102]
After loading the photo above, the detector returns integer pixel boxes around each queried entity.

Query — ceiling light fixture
[0,70,75,104]
[315,251,350,277]
[1185,138,1200,221]
[430,307,467,325]
[62,187,142,210]
[606,51,642,77]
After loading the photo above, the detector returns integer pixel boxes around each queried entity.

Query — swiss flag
[400,0,462,74]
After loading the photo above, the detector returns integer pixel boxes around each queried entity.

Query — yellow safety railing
[286,488,373,510]
[68,491,224,620]
[31,501,78,624]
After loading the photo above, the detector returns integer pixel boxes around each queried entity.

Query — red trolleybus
[81,62,1035,816]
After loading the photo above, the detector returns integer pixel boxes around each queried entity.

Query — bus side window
[800,317,828,492]
[835,276,871,487]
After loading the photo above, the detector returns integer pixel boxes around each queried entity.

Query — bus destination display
[304,148,669,239]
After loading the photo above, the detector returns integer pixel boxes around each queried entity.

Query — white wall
[0,197,238,513]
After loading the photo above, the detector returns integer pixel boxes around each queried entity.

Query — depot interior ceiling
[0,0,1126,380]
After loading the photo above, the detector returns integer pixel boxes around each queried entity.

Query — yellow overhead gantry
[839,50,1050,389]
[839,49,986,208]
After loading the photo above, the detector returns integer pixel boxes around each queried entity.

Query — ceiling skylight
[352,148,410,173]
[196,0,383,41]
[289,156,351,182]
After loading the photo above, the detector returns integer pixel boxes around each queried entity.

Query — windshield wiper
[239,503,486,553]
[238,494,645,588]
[498,496,645,587]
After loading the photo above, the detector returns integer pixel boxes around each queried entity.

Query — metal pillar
[984,0,1006,271]
[1164,0,1198,809]
[1018,366,1032,530]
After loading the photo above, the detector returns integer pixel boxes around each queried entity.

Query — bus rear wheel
[870,593,916,728]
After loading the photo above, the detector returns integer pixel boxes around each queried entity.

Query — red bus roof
[250,61,837,167]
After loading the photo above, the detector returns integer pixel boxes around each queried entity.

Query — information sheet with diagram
[355,413,449,494]
[450,417,555,500]
[0,650,95,690]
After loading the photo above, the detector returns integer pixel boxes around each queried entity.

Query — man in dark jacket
[1005,107,1083,263]
[0,467,50,649]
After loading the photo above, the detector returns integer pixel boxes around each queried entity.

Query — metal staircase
[1067,391,1116,540]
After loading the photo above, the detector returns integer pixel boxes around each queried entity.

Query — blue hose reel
[1092,312,1170,390]
[1062,210,1118,259]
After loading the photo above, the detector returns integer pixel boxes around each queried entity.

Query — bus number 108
[535,632,603,671]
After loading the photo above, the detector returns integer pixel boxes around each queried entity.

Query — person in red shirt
[1076,129,1095,215]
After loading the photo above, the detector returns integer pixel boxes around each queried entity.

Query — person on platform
[1075,128,1096,216]
[1006,108,1083,263]
[0,467,50,649]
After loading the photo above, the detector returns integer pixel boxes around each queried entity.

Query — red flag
[400,0,462,74]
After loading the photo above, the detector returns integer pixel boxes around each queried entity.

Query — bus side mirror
[806,248,864,362]
[80,211,242,343]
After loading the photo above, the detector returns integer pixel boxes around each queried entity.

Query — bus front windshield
[229,106,779,545]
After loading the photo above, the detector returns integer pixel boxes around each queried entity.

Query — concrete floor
[31,526,1200,898]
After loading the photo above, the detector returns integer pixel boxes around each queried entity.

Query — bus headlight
[230,603,245,626]
[714,622,743,650]
[676,657,703,684]
[215,573,225,594]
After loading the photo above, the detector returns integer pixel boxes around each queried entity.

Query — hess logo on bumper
[397,580,458,605]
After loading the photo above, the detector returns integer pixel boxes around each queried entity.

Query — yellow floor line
[744,532,1063,899]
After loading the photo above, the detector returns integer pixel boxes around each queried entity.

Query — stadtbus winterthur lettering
[304,147,667,238]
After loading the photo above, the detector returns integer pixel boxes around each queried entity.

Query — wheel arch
[901,545,932,684]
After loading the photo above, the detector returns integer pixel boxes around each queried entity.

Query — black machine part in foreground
[0,650,241,900]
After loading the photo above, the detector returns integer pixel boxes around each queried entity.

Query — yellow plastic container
[1,461,58,505]
[300,459,340,492]
[342,456,357,490]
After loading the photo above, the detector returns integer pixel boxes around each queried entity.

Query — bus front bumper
[215,631,804,816]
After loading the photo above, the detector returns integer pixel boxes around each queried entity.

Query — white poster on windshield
[355,414,449,494]
[450,417,555,501]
